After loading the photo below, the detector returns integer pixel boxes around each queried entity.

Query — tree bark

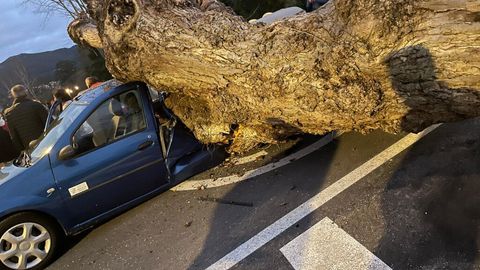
[69,0,480,152]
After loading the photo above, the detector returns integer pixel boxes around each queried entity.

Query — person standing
[85,76,102,89]
[0,126,19,165]
[53,88,73,110]
[76,76,104,97]
[0,112,18,165]
[4,85,48,151]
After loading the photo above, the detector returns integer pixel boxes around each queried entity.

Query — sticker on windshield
[68,182,89,197]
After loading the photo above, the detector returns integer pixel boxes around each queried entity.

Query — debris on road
[198,196,253,207]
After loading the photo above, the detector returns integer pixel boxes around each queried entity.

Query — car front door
[45,100,61,131]
[50,86,168,225]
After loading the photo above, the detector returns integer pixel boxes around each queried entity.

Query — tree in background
[25,1,112,89]
[54,60,77,85]
[23,0,87,18]
[0,77,13,108]
[84,48,112,82]
[13,61,40,100]
[32,81,61,104]
[0,61,40,105]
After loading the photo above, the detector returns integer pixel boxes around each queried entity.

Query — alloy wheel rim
[0,222,51,270]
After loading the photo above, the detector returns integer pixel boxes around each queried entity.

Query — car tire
[0,212,62,270]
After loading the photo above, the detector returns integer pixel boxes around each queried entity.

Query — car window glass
[29,104,86,163]
[73,90,147,154]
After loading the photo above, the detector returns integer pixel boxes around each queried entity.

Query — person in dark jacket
[53,88,72,108]
[0,112,8,132]
[4,85,48,151]
[0,127,19,165]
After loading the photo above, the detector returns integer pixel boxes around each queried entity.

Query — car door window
[73,90,147,154]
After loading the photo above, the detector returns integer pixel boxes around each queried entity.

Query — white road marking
[230,150,268,165]
[206,124,440,270]
[171,132,337,191]
[280,217,392,270]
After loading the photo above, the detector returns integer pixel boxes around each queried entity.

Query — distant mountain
[1,46,84,84]
[0,46,109,109]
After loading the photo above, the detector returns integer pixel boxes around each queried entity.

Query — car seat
[109,99,126,139]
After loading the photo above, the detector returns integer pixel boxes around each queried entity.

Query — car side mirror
[58,145,76,160]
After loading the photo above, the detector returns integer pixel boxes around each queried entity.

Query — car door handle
[138,140,154,151]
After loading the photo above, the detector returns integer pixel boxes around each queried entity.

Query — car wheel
[0,213,61,270]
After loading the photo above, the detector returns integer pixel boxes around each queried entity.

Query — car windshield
[27,103,87,164]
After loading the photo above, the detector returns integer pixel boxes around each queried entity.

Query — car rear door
[50,83,168,225]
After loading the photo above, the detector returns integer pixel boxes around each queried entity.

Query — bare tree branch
[23,0,87,19]
[13,61,38,100]
[0,79,13,95]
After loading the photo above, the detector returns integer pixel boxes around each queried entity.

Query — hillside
[0,46,108,108]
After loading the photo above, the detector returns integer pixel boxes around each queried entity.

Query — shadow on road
[188,134,340,269]
[375,118,480,269]
[191,45,480,269]
[375,43,480,269]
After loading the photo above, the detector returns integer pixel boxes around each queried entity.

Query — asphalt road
[48,117,480,270]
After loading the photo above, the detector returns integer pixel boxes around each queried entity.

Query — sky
[0,0,74,63]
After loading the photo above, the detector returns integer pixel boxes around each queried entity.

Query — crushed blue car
[0,81,226,270]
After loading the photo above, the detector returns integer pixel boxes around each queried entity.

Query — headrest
[109,99,124,116]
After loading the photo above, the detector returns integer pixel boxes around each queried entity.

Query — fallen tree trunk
[69,0,480,152]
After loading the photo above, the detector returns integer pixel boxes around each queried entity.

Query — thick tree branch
[68,15,102,48]
[69,0,480,152]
